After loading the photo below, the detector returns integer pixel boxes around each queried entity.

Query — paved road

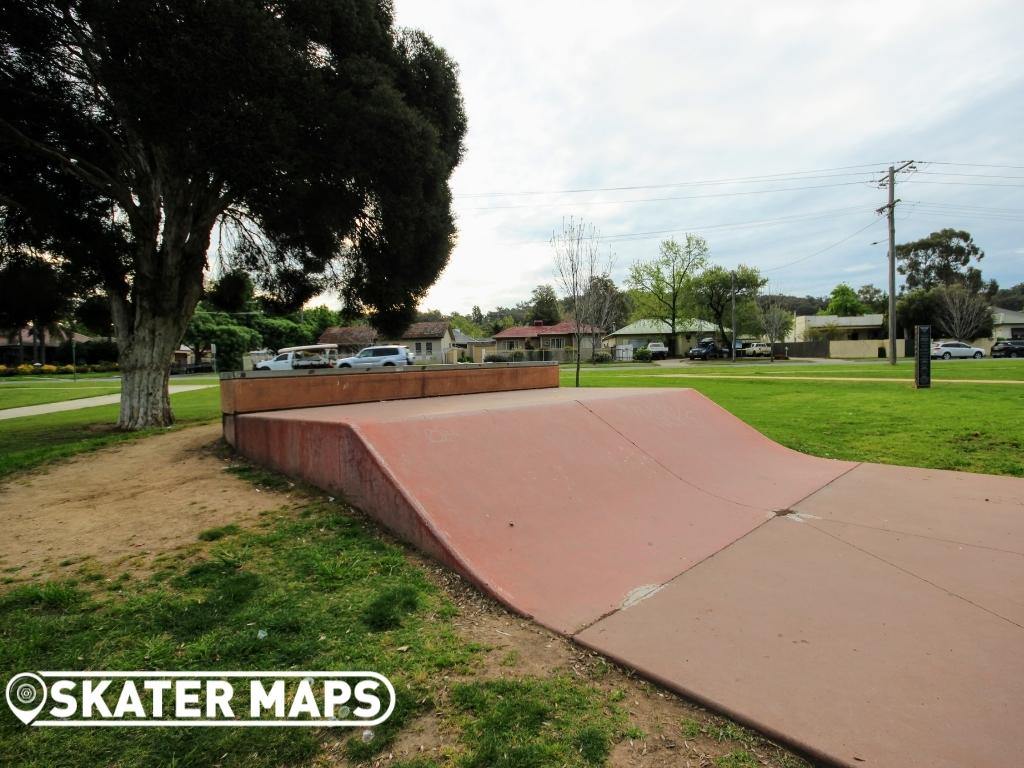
[0,384,215,421]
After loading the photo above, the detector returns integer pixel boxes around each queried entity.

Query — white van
[255,344,339,371]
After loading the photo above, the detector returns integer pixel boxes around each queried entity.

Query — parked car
[688,339,730,360]
[336,345,415,368]
[645,342,668,360]
[746,342,772,357]
[991,340,1024,358]
[255,344,339,371]
[930,341,984,360]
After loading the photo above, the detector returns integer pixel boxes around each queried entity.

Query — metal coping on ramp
[226,387,1024,768]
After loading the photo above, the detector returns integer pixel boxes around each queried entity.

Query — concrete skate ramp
[229,388,1024,768]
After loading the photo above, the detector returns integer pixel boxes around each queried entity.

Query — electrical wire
[761,217,884,273]
[466,179,880,212]
[454,162,894,198]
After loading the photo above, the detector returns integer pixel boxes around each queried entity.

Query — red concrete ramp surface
[229,388,1024,768]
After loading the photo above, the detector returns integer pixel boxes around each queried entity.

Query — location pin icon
[5,673,48,725]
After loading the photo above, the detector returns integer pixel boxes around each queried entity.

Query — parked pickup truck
[645,342,668,360]
[687,339,730,360]
[255,344,340,371]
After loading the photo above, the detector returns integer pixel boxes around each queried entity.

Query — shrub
[485,354,510,363]
[16,364,35,375]
[0,365,9,376]
[59,364,77,374]
[40,364,58,374]
[510,350,526,362]
[592,352,612,364]
[633,348,653,362]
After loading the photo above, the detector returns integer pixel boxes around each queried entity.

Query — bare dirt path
[0,423,288,579]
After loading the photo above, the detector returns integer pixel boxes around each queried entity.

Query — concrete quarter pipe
[227,386,1024,768]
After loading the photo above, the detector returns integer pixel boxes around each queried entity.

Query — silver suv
[336,345,415,368]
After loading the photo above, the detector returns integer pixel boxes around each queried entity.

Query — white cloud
[390,0,1024,312]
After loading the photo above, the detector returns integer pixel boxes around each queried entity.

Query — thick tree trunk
[116,312,181,430]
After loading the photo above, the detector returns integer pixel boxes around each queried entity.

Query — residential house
[451,328,494,362]
[0,325,93,365]
[604,318,722,353]
[788,314,885,342]
[992,306,1024,340]
[492,320,603,360]
[318,325,378,354]
[396,321,455,363]
[318,322,454,362]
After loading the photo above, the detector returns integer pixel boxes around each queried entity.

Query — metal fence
[484,348,591,364]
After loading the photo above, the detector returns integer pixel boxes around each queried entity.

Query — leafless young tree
[552,217,613,386]
[935,285,992,341]
[757,294,795,362]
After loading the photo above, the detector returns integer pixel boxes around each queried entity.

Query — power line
[900,179,1024,188]
[917,160,1024,170]
[903,200,1024,214]
[915,171,1024,180]
[512,205,871,246]
[761,217,884,273]
[466,180,879,211]
[455,160,1024,200]
[455,162,894,198]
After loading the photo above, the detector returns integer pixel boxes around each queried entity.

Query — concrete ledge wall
[230,414,484,587]
[220,363,559,416]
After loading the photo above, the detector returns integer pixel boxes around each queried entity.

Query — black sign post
[914,325,931,389]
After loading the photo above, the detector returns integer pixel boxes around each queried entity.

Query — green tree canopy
[0,0,466,428]
[896,229,986,291]
[529,284,562,325]
[206,270,256,315]
[627,236,708,355]
[688,264,765,345]
[821,283,868,316]
[856,284,888,313]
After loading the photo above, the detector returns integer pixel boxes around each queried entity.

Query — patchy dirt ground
[0,424,805,768]
[0,424,296,580]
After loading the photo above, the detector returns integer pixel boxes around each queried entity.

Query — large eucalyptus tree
[0,0,466,428]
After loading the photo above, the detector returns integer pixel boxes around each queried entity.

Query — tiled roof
[318,326,378,346]
[319,321,451,345]
[494,321,602,338]
[399,321,451,340]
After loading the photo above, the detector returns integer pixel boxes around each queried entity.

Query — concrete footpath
[0,384,214,421]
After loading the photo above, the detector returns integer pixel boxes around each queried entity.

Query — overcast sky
[391,1,1023,314]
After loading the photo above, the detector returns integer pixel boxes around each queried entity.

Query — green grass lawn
[0,383,123,410]
[588,358,1024,381]
[565,370,1024,476]
[0,458,685,768]
[0,388,221,480]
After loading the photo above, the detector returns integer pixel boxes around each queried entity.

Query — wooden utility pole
[876,161,914,365]
[886,165,897,365]
[730,271,736,362]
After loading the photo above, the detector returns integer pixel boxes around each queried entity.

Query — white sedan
[930,341,984,359]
